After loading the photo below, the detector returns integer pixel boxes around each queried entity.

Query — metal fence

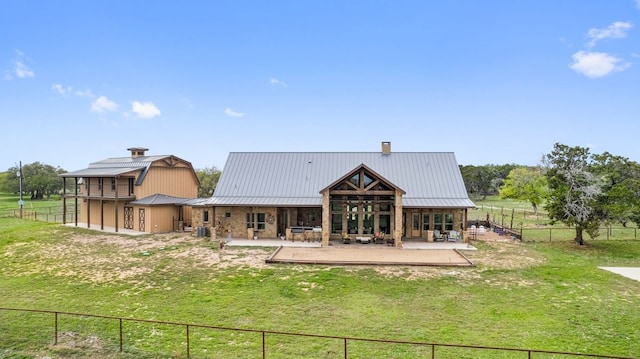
[0,307,635,359]
[1,205,76,223]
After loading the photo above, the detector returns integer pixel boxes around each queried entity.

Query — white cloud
[270,77,288,87]
[51,83,95,98]
[5,50,35,80]
[131,101,161,119]
[569,51,631,78]
[14,61,35,78]
[75,89,95,98]
[91,96,119,113]
[225,108,245,117]
[586,21,633,48]
[51,83,72,95]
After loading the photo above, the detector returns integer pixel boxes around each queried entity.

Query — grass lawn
[1,217,639,358]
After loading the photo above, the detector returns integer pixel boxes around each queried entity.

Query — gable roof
[60,154,198,186]
[320,163,405,195]
[206,152,475,208]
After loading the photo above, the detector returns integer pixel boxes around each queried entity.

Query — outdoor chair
[448,230,458,242]
[433,230,444,242]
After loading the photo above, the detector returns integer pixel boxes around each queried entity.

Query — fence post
[186,324,190,358]
[262,331,266,359]
[431,344,435,359]
[344,338,348,359]
[119,318,123,352]
[54,312,58,345]
[549,228,552,242]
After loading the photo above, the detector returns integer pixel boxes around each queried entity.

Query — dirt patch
[2,232,544,284]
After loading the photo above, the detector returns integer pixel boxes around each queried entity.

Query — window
[256,213,265,231]
[98,178,103,190]
[433,213,443,231]
[348,173,360,187]
[111,178,116,191]
[423,214,430,231]
[203,210,209,223]
[331,214,342,233]
[128,178,134,195]
[225,212,231,217]
[445,213,454,231]
[246,212,266,231]
[379,215,390,234]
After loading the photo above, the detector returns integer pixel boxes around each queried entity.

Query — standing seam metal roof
[210,152,475,207]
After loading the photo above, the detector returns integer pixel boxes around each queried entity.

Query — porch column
[393,189,403,247]
[321,191,330,246]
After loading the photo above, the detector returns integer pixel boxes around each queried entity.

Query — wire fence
[0,307,635,359]
[468,204,639,242]
[0,206,76,223]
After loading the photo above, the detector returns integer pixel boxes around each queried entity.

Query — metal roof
[59,155,193,186]
[130,193,193,206]
[211,152,475,208]
[59,167,141,177]
[60,155,171,177]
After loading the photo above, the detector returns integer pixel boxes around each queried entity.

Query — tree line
[0,164,222,200]
[3,143,639,244]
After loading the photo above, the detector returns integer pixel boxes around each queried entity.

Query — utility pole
[18,161,23,218]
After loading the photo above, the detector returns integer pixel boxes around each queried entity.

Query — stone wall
[211,206,278,239]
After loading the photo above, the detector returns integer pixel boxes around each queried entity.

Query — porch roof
[192,196,321,207]
[403,198,476,208]
[130,193,193,206]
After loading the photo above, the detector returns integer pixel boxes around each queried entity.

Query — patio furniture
[433,230,444,242]
[356,236,371,244]
[448,230,459,242]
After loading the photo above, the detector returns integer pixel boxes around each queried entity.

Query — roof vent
[381,141,391,155]
[127,147,149,158]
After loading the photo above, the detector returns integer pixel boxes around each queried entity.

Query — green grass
[0,193,71,222]
[0,218,639,358]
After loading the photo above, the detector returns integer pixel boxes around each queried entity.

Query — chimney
[127,147,149,158]
[381,141,391,155]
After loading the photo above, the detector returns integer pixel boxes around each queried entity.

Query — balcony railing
[63,183,135,200]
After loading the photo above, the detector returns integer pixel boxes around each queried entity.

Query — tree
[590,152,640,227]
[544,143,603,245]
[2,162,65,200]
[499,166,548,215]
[460,164,517,199]
[196,166,221,198]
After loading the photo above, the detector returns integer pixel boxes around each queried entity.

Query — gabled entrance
[320,164,405,246]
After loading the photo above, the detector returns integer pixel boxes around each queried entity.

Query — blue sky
[1,1,639,172]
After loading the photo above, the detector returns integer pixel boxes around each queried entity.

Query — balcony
[63,183,136,201]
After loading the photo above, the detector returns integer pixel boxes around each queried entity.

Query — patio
[225,238,476,266]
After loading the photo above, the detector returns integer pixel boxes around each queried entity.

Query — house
[60,147,199,233]
[191,142,475,246]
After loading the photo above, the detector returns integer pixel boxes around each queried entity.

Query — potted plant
[341,232,351,244]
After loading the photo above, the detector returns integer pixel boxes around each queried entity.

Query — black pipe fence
[0,307,635,359]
